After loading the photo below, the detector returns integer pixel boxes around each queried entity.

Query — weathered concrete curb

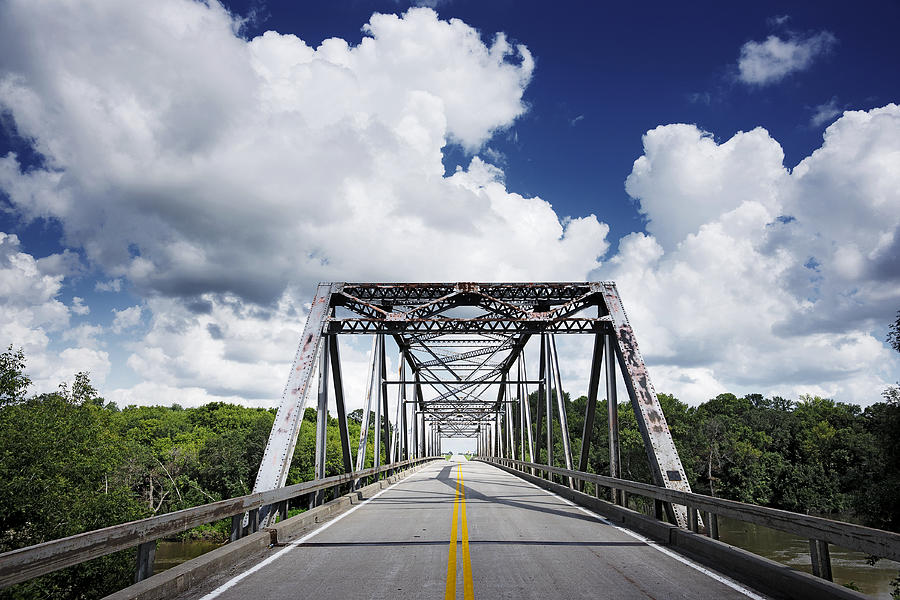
[486,461,867,600]
[103,462,434,600]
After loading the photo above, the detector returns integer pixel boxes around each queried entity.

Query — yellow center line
[460,466,474,600]
[445,464,475,599]
[444,465,460,600]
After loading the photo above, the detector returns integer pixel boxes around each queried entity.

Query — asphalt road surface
[192,459,768,600]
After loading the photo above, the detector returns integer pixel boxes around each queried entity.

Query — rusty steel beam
[600,282,693,527]
[251,283,333,525]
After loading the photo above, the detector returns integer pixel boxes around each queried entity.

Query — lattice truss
[252,282,694,527]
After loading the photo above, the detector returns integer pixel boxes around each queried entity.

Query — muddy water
[153,540,222,573]
[717,516,899,598]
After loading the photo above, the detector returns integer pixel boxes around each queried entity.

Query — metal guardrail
[481,456,900,581]
[0,457,440,589]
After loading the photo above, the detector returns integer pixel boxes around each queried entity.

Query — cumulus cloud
[0,0,895,412]
[595,104,900,405]
[111,305,142,334]
[0,1,607,405]
[71,296,90,315]
[0,1,601,318]
[737,31,836,85]
[95,278,122,292]
[0,232,110,390]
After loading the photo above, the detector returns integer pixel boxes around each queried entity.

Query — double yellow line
[444,464,474,600]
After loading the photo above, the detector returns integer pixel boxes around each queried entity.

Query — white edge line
[506,467,769,600]
[198,467,429,600]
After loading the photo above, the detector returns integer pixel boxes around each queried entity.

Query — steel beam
[252,283,333,526]
[601,283,692,527]
[313,336,330,505]
[329,336,353,473]
[578,332,603,481]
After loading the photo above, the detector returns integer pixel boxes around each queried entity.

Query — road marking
[444,465,460,600]
[198,468,428,600]
[445,464,475,600]
[511,470,768,600]
[459,466,474,600]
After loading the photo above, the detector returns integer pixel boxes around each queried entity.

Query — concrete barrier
[103,462,431,600]
[488,462,867,600]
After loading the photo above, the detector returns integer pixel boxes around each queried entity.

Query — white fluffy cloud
[111,305,142,334]
[0,0,896,411]
[0,1,592,314]
[0,1,606,405]
[594,104,900,404]
[0,232,110,391]
[737,31,836,85]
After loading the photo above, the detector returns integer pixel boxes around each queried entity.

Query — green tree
[0,346,31,406]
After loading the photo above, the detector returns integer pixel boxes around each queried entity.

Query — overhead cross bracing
[251,282,696,528]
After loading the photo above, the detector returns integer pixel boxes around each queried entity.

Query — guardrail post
[706,512,719,539]
[135,540,156,583]
[230,514,243,542]
[247,508,260,535]
[654,499,665,521]
[809,539,833,581]
[687,505,699,533]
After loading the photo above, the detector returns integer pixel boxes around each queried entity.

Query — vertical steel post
[329,336,353,474]
[506,392,515,460]
[313,336,330,506]
[535,337,544,467]
[400,361,408,461]
[380,336,390,467]
[578,333,604,482]
[605,333,622,505]
[415,372,425,457]
[373,335,384,471]
[520,357,535,465]
[356,336,380,473]
[549,335,574,487]
[543,334,554,477]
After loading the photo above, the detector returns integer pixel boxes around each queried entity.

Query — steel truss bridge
[2,282,899,600]
[253,281,693,528]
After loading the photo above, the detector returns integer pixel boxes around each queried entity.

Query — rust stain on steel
[252,283,333,500]
[601,282,692,528]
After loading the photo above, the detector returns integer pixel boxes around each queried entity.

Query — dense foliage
[1,342,898,598]
[0,347,386,600]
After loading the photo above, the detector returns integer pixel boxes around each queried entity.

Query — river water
[152,520,898,598]
[153,540,222,573]
[717,516,899,598]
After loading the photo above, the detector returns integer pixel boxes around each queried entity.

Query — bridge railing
[481,456,900,581]
[0,456,440,590]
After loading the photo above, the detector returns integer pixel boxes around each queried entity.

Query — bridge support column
[355,336,381,481]
[809,539,833,581]
[330,337,353,476]
[541,334,553,480]
[400,361,408,461]
[380,337,390,469]
[520,357,536,474]
[578,332,603,492]
[605,333,623,506]
[313,336,330,507]
[549,335,575,488]
[415,373,425,458]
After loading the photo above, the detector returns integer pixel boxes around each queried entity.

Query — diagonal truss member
[251,282,695,528]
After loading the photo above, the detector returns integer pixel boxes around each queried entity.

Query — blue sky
[0,0,898,411]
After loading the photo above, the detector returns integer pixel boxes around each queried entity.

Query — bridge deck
[187,460,766,600]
